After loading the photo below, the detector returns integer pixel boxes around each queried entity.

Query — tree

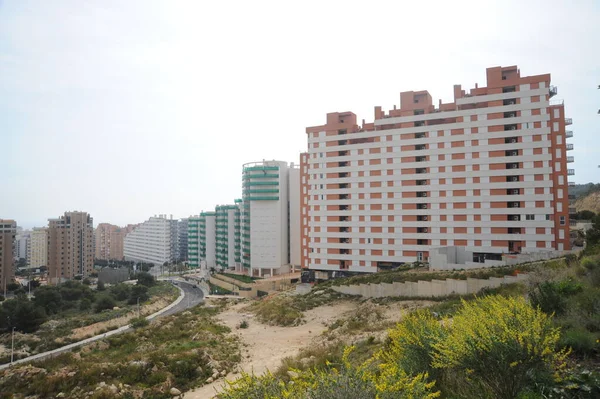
[29,279,41,290]
[6,282,20,292]
[128,285,149,305]
[585,215,600,248]
[110,283,131,301]
[96,281,106,291]
[575,210,596,220]
[94,295,116,313]
[0,297,47,333]
[79,298,92,312]
[32,286,63,315]
[136,272,155,287]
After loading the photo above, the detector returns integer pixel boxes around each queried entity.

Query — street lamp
[11,327,16,364]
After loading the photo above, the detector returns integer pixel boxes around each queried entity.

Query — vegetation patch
[0,304,241,399]
[246,289,357,327]
[0,278,178,362]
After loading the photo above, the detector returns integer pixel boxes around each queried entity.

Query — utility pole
[11,327,15,364]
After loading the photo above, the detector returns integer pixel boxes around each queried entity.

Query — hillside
[575,191,600,215]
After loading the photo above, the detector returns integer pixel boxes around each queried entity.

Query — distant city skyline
[2,1,599,229]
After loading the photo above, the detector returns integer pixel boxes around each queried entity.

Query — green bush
[128,285,149,305]
[94,295,117,313]
[560,327,598,356]
[136,272,155,287]
[110,284,131,301]
[130,317,149,329]
[79,298,92,312]
[239,320,249,329]
[529,279,582,316]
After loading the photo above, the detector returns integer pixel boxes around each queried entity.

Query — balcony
[565,118,573,125]
[504,111,517,118]
[508,215,521,221]
[549,85,558,97]
[507,189,520,195]
[415,144,426,151]
[569,207,577,215]
[505,150,519,157]
[568,194,576,200]
[567,169,575,176]
[568,181,576,187]
[566,143,574,151]
[417,227,429,233]
[565,130,573,138]
[567,156,574,163]
[417,215,429,221]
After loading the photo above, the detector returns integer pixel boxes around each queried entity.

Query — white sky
[1,0,599,228]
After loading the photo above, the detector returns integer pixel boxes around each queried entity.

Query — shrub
[529,279,582,316]
[130,317,149,329]
[378,309,445,379]
[79,298,92,312]
[128,285,149,305]
[560,327,598,356]
[136,272,155,287]
[110,283,131,301]
[96,281,105,291]
[94,295,116,313]
[249,296,304,326]
[432,296,569,399]
[239,320,249,329]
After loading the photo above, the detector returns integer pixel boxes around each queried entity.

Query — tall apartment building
[199,211,217,268]
[123,215,178,265]
[47,211,94,283]
[241,160,300,277]
[0,220,16,293]
[215,204,239,270]
[178,218,189,262]
[302,65,572,273]
[95,223,133,261]
[29,228,48,268]
[15,230,30,262]
[188,216,200,268]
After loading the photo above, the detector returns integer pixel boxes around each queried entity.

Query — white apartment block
[301,66,572,273]
[29,228,47,268]
[124,215,178,265]
[241,160,300,277]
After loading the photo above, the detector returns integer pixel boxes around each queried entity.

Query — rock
[220,370,226,376]
[67,371,76,377]
[56,393,65,398]
[195,367,203,375]
[108,384,118,394]
[182,311,192,316]
[113,307,120,310]
[206,377,214,383]
[287,370,299,379]
[170,387,182,396]
[212,371,219,379]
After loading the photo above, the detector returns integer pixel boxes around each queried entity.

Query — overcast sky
[1,0,599,229]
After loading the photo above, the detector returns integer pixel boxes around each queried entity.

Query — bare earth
[184,298,433,399]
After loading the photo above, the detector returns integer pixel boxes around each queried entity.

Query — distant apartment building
[216,204,239,270]
[95,223,136,261]
[123,215,178,265]
[0,219,16,292]
[15,230,30,262]
[28,228,47,268]
[302,65,572,273]
[178,218,189,262]
[47,211,94,283]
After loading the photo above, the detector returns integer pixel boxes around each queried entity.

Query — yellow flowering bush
[378,309,445,379]
[431,295,569,399]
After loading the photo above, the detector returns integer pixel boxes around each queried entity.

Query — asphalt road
[0,279,203,370]
[159,280,204,317]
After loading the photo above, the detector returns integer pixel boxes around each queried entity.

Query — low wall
[211,274,295,298]
[330,273,529,299]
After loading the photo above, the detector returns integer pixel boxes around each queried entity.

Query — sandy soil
[184,298,434,399]
[184,300,357,398]
[67,297,172,340]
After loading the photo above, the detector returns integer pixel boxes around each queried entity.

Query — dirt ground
[184,298,432,399]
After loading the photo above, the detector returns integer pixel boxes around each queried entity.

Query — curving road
[0,280,203,370]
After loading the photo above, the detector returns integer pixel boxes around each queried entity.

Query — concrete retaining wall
[330,273,529,299]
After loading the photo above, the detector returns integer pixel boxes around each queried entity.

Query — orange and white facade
[301,66,573,273]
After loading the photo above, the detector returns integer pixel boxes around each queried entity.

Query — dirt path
[184,300,357,399]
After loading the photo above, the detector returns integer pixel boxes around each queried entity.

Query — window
[546,214,552,221]
[415,132,426,139]
[414,109,424,115]
[560,216,566,226]
[526,214,535,221]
